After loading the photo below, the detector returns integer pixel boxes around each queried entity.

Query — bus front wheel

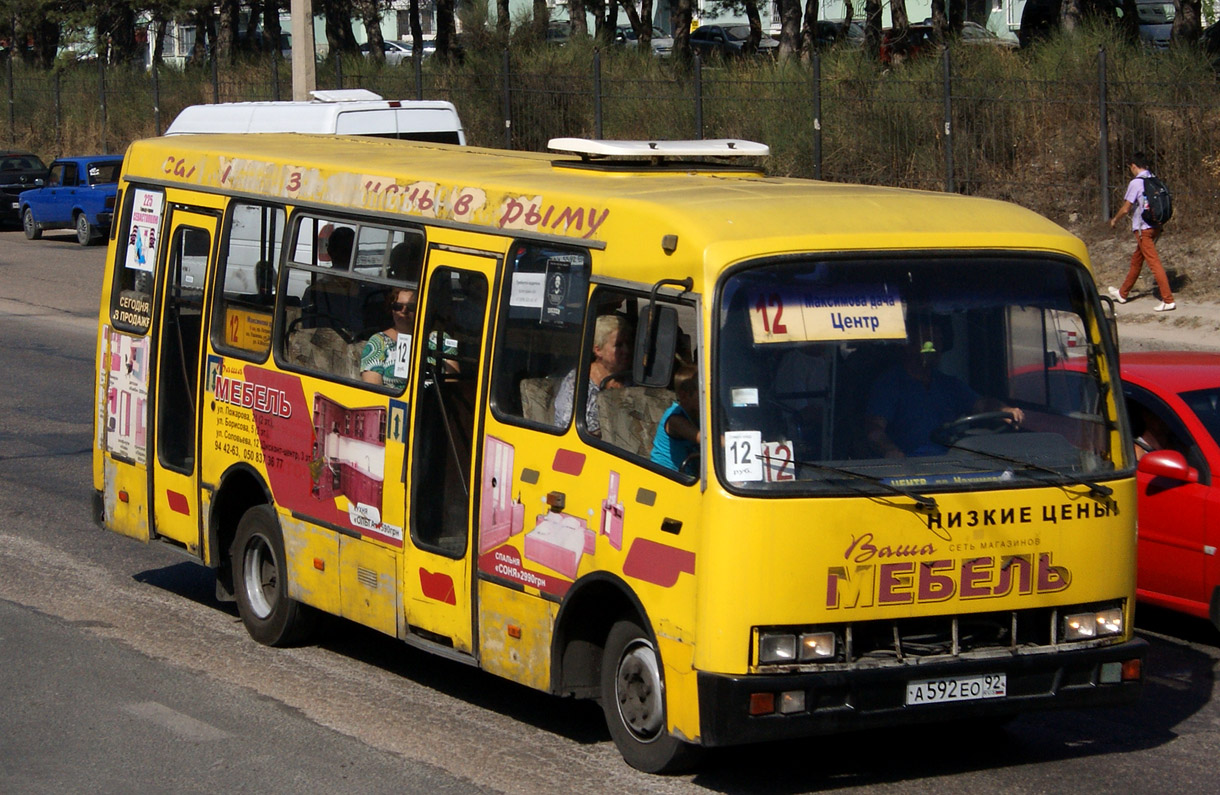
[231,505,315,647]
[600,618,699,774]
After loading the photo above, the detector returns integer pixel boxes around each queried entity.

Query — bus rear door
[150,207,219,552]
[405,247,497,655]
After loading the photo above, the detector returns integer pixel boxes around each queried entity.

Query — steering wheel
[932,411,1016,446]
[680,450,701,476]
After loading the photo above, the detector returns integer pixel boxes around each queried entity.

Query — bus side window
[277,215,420,387]
[591,293,699,477]
[488,242,591,430]
[211,202,285,360]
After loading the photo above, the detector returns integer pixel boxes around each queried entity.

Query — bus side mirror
[634,303,679,388]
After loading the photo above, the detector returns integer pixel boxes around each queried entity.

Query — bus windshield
[715,255,1118,494]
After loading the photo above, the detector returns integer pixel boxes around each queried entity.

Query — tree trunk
[672,0,692,62]
[217,0,239,65]
[744,0,762,56]
[778,0,801,59]
[321,0,359,56]
[800,0,818,57]
[930,0,948,43]
[499,0,512,35]
[358,1,385,62]
[436,0,456,60]
[1172,0,1202,44]
[264,0,284,54]
[188,6,214,67]
[98,4,141,65]
[410,0,424,55]
[152,16,167,66]
[1060,0,1083,33]
[865,0,883,59]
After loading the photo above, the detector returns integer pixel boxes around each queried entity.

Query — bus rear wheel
[231,505,315,646]
[600,618,699,774]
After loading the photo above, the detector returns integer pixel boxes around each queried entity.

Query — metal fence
[10,48,1219,228]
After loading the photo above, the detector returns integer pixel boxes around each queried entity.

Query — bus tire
[231,505,315,647]
[600,618,699,774]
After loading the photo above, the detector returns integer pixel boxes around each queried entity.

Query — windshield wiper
[783,456,938,511]
[942,443,1113,499]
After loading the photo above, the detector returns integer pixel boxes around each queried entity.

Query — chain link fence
[11,48,1219,229]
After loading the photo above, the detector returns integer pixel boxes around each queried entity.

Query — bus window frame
[486,239,594,435]
[575,282,703,485]
[709,249,1121,499]
[272,210,428,390]
[209,199,287,364]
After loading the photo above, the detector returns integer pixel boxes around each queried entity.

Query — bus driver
[865,320,1024,458]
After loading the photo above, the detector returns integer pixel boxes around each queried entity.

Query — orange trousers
[1119,228,1173,303]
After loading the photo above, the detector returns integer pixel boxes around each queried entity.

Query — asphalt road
[3,230,1220,793]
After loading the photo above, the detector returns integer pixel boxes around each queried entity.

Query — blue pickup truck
[21,154,123,246]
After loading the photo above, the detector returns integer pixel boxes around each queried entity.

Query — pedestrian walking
[1107,151,1175,312]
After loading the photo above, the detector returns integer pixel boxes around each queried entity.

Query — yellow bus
[93,132,1145,772]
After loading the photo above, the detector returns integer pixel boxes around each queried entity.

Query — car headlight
[1064,607,1123,641]
[757,629,837,664]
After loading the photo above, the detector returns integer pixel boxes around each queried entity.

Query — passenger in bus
[360,287,418,391]
[553,314,633,435]
[301,226,364,334]
[865,324,1023,458]
[650,364,701,473]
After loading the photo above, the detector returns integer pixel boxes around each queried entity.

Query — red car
[1120,352,1220,626]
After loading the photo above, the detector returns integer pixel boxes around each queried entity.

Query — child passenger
[650,365,701,473]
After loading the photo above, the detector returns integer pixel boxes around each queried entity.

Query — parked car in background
[811,19,865,49]
[689,24,779,60]
[1134,0,1174,50]
[880,24,933,64]
[19,154,123,246]
[614,24,674,56]
[960,20,1019,48]
[0,150,47,226]
[1116,352,1220,628]
[360,39,423,65]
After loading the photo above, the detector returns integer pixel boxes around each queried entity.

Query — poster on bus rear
[126,188,164,274]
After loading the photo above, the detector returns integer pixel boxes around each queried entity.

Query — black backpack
[1141,175,1173,227]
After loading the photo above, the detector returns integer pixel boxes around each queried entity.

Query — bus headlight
[799,631,836,660]
[757,630,837,664]
[758,632,797,664]
[1063,607,1123,641]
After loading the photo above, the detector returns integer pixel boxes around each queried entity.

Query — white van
[165,89,465,144]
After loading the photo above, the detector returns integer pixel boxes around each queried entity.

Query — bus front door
[405,249,496,655]
[150,209,218,553]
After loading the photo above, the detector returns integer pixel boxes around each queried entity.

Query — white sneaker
[1107,286,1127,304]
[1154,301,1176,312]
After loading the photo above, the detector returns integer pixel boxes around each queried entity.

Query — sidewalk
[1111,296,1220,352]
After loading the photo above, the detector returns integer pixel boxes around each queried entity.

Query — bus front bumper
[695,637,1146,747]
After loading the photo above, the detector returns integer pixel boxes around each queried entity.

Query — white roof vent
[547,138,770,158]
[308,89,385,103]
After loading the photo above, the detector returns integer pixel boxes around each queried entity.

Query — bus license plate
[906,673,1006,705]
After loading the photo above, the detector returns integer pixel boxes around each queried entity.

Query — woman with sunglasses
[360,288,418,390]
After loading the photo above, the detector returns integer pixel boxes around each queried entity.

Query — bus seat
[287,326,363,381]
[596,386,676,458]
[520,376,561,424]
